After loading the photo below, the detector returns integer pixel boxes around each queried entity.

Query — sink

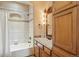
[34,38,52,49]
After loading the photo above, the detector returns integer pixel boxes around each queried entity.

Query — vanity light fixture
[40,10,47,25]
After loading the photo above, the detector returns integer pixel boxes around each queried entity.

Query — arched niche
[8,12,25,21]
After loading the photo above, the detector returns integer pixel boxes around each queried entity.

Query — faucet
[28,37,31,43]
[14,40,18,45]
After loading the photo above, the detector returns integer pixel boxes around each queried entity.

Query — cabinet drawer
[44,47,50,55]
[40,49,49,57]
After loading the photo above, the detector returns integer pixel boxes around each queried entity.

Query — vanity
[33,38,53,57]
[33,5,53,57]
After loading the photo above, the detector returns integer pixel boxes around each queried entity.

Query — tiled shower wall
[9,21,29,45]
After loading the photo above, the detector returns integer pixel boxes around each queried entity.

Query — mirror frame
[45,6,52,40]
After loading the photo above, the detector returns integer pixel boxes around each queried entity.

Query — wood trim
[34,35,41,38]
[53,2,77,15]
[54,7,73,17]
[76,6,79,56]
[54,44,76,56]
[54,1,72,11]
[52,46,75,56]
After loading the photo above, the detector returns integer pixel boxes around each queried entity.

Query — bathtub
[10,43,33,57]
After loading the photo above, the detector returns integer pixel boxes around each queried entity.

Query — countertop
[34,38,52,49]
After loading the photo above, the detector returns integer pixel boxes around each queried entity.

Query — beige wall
[32,1,52,37]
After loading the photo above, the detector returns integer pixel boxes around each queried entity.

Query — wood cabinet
[34,45,40,57]
[33,40,51,57]
[44,47,51,55]
[52,53,57,57]
[31,47,34,56]
[40,49,49,57]
[52,1,79,57]
[54,7,77,54]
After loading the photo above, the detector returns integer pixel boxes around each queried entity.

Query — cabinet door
[44,47,51,55]
[34,45,40,57]
[40,49,49,57]
[54,7,77,54]
[53,1,76,13]
[31,48,34,56]
[52,51,57,57]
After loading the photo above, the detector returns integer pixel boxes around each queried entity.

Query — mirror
[45,7,52,40]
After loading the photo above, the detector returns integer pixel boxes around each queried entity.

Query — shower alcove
[0,2,33,57]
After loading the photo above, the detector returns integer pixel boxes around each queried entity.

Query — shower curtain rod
[8,19,33,22]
